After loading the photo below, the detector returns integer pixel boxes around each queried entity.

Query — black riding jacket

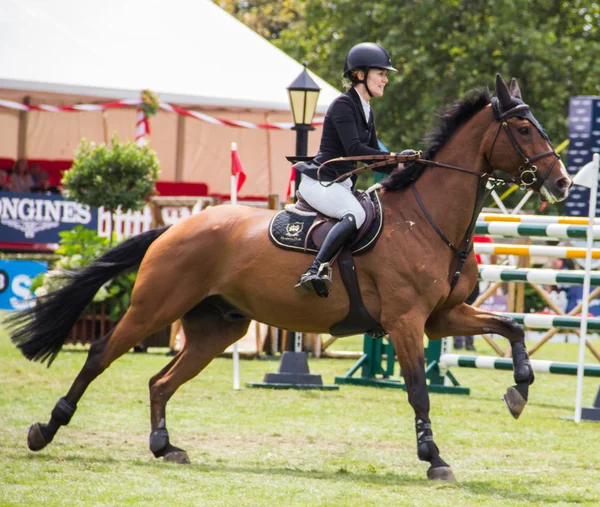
[295,87,396,183]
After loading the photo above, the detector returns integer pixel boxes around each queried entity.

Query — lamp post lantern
[287,65,321,197]
[288,64,321,156]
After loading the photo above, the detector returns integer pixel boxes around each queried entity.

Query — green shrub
[62,135,160,216]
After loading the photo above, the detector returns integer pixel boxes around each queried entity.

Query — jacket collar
[347,87,372,127]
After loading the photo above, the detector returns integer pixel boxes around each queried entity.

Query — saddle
[268,188,386,338]
[269,188,383,254]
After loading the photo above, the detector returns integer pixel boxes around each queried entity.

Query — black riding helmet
[343,42,397,96]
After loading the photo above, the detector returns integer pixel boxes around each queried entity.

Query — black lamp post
[247,66,337,390]
[288,65,320,199]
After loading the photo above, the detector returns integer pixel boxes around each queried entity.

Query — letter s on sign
[0,269,8,293]
[10,274,35,310]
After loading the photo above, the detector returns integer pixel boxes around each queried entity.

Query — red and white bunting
[0,98,324,130]
[135,109,150,146]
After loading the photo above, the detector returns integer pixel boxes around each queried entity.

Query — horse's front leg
[387,322,456,482]
[426,303,535,419]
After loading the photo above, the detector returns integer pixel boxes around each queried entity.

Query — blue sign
[0,191,98,244]
[0,260,48,311]
[566,285,600,317]
[564,96,600,216]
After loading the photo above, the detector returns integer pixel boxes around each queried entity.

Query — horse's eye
[517,126,529,135]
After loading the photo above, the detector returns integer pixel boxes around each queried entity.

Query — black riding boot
[295,214,357,298]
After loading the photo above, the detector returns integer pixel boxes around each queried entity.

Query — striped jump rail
[477,265,600,286]
[503,312,600,331]
[475,222,600,240]
[474,243,600,259]
[440,353,600,377]
[479,213,600,225]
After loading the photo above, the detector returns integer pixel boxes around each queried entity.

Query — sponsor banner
[0,259,48,311]
[564,96,600,217]
[0,191,98,244]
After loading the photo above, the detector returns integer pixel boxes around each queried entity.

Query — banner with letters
[0,191,98,244]
[564,96,600,217]
[0,259,48,311]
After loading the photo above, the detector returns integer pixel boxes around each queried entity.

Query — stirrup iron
[316,262,332,282]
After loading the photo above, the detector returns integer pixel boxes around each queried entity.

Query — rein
[317,152,492,187]
[316,100,560,296]
[316,102,559,190]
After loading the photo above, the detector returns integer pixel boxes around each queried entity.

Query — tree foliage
[215,0,304,40]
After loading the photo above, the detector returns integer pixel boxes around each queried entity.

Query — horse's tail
[6,225,172,367]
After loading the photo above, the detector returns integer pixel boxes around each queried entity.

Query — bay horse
[7,75,572,482]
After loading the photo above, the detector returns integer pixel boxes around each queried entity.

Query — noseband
[487,100,561,190]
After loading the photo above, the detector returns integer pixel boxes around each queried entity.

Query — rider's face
[365,69,388,98]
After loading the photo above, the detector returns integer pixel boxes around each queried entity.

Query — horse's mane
[381,88,493,191]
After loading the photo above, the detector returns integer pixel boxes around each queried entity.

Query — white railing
[97,196,270,240]
[98,203,202,240]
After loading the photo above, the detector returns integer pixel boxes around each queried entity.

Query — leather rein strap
[317,103,559,191]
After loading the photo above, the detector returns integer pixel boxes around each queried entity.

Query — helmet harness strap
[361,67,374,97]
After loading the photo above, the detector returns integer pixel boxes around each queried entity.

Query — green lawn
[1,319,599,506]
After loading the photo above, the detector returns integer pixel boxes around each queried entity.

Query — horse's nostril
[556,178,571,192]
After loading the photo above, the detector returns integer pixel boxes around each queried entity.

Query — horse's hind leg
[27,307,175,452]
[148,308,250,464]
[426,303,534,419]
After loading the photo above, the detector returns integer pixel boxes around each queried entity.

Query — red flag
[231,144,246,192]
[286,165,296,199]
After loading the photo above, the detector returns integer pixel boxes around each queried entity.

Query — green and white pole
[440,354,600,377]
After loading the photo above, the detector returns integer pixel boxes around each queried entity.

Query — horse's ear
[509,78,522,99]
[495,74,512,109]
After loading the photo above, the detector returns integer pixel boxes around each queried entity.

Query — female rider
[294,42,411,297]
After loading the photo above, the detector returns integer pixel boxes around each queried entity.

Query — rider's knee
[347,208,365,228]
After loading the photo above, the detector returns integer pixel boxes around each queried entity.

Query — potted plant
[62,134,160,242]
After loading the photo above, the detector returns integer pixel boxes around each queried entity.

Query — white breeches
[298,175,366,228]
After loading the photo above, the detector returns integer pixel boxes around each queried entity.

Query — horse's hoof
[27,423,49,451]
[164,450,190,464]
[427,465,456,482]
[503,386,527,419]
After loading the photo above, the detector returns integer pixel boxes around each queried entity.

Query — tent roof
[0,0,340,112]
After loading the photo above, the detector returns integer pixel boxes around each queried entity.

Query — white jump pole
[572,153,600,422]
[231,142,240,390]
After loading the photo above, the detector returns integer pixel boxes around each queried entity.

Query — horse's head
[486,74,571,203]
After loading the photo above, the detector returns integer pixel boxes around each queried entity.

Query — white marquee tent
[0,0,341,198]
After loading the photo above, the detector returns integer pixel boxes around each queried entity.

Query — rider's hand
[399,149,418,157]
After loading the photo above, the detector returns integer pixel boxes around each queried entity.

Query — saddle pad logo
[285,222,304,238]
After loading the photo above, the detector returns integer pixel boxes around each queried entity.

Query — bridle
[315,98,561,294]
[486,99,561,190]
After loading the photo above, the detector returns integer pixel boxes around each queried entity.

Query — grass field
[1,321,600,506]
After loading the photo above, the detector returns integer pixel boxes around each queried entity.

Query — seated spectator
[9,159,34,193]
[29,163,42,187]
[0,169,9,191]
[30,170,61,194]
